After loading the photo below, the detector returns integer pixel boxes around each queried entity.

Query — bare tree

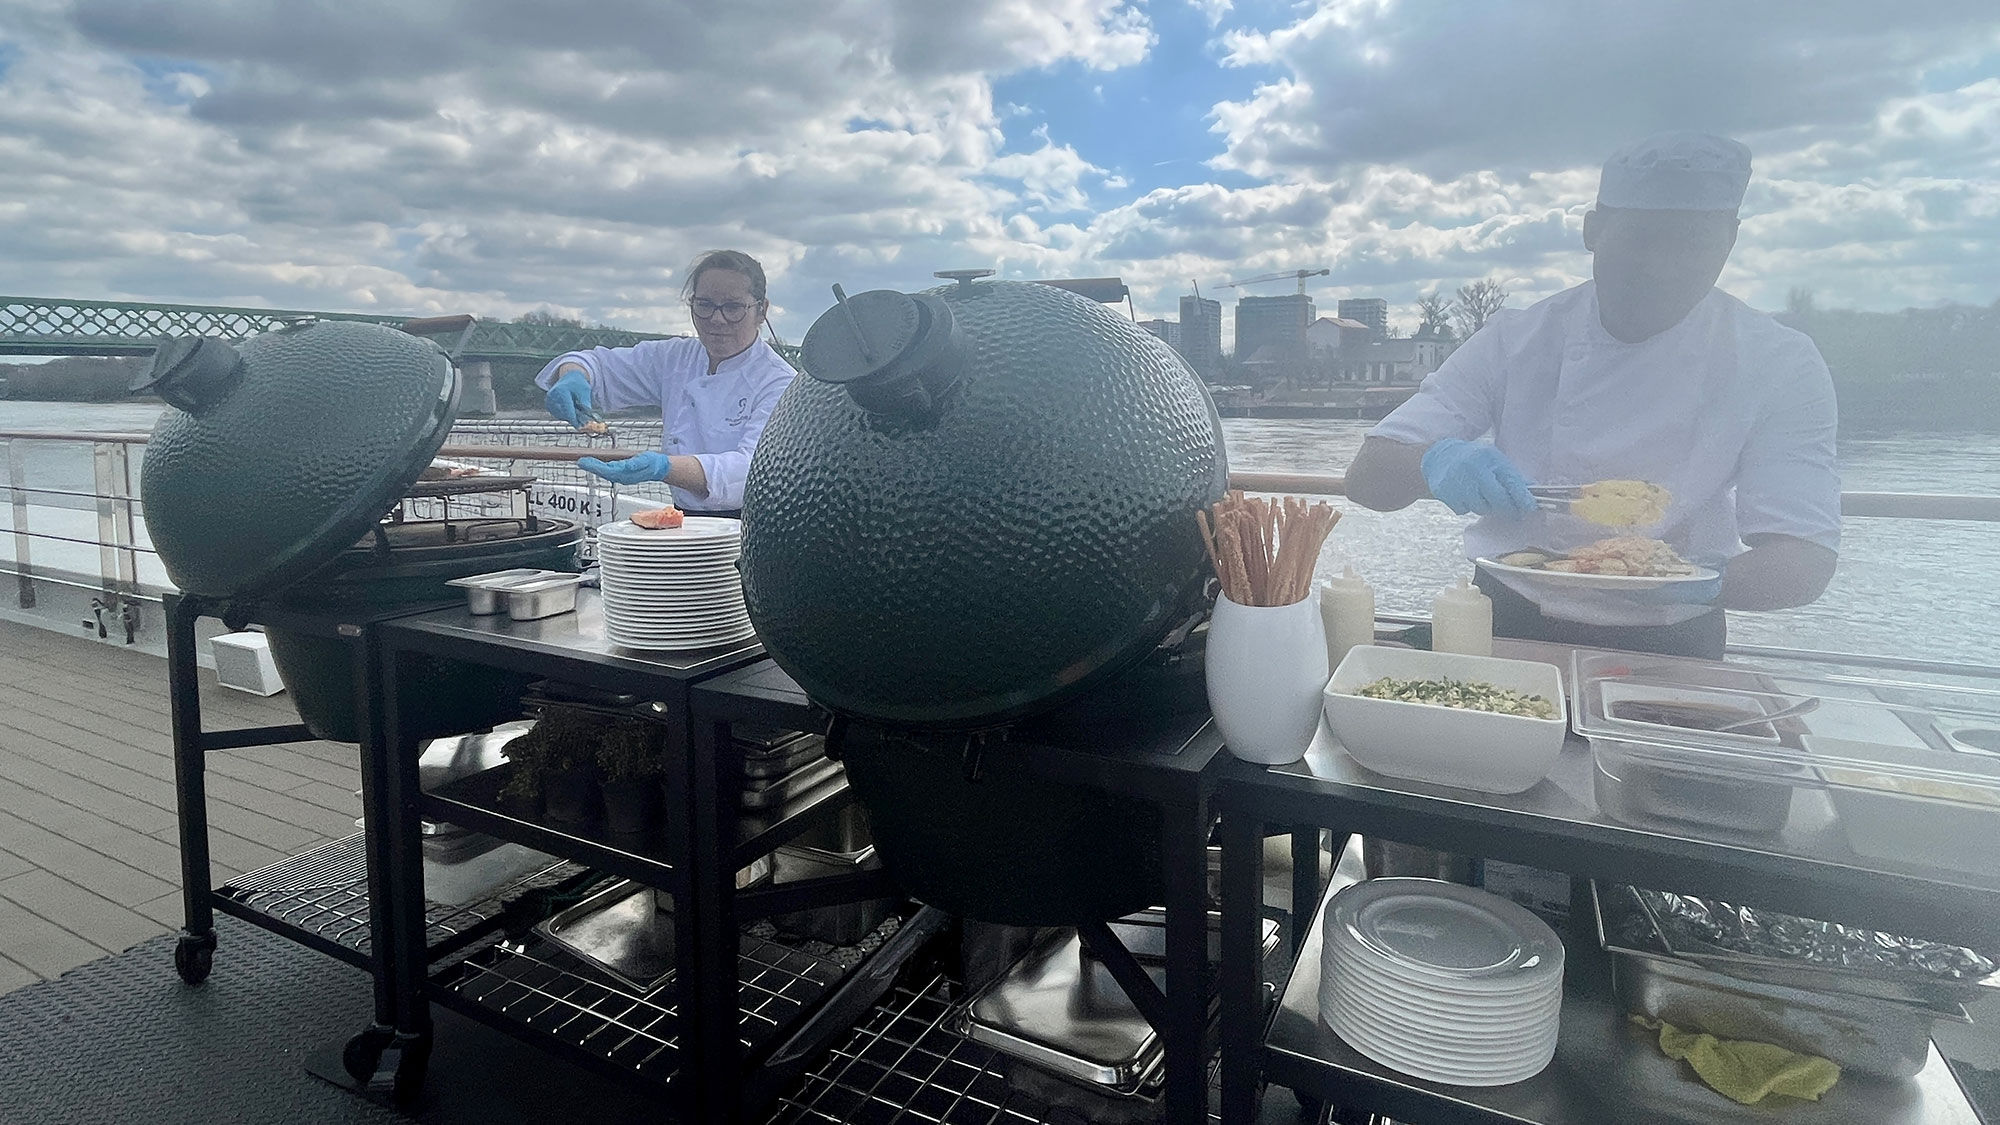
[1452,278,1510,339]
[1416,291,1456,338]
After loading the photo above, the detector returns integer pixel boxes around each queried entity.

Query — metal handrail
[4,431,1997,524]
[5,428,2000,665]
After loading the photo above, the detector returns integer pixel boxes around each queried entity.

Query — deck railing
[5,424,1998,673]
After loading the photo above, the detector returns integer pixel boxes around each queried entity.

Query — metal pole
[6,439,33,608]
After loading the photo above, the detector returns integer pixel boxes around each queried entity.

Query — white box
[211,631,285,696]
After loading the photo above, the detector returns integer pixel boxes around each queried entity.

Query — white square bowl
[1323,646,1568,794]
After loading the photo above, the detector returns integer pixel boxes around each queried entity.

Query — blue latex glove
[578,452,672,485]
[544,370,595,428]
[1420,438,1536,516]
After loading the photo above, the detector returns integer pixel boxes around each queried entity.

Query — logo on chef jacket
[726,396,752,426]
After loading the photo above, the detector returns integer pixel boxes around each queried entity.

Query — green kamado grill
[136,319,582,742]
[741,272,1227,925]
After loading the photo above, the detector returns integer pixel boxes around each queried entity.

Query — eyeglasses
[689,298,760,324]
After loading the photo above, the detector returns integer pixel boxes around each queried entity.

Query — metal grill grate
[219,834,581,956]
[442,928,850,1082]
[442,419,675,513]
[770,978,1048,1125]
[769,974,1232,1125]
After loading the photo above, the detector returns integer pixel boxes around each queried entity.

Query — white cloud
[0,0,1994,352]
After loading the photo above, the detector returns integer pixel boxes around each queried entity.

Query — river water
[6,401,1997,667]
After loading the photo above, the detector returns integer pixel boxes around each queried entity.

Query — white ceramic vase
[1205,591,1330,765]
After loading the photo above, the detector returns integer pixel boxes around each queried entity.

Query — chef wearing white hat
[1344,131,1840,658]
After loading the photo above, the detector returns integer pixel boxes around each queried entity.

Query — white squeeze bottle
[1319,568,1376,674]
[1431,577,1493,657]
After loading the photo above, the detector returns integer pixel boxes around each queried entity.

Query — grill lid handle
[800,284,965,421]
[133,336,245,415]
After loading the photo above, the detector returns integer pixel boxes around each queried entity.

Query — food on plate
[418,462,484,480]
[1496,536,1696,578]
[1571,480,1671,528]
[580,420,610,436]
[630,506,684,530]
[1353,676,1558,720]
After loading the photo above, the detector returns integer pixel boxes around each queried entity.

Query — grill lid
[741,275,1227,730]
[137,319,460,598]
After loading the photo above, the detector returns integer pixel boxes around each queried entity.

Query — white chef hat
[1597,131,1751,212]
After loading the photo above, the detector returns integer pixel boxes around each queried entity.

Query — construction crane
[1219,268,1330,294]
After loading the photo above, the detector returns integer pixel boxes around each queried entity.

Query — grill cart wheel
[172,930,215,985]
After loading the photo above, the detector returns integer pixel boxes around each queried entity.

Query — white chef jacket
[1370,282,1840,625]
[536,337,795,512]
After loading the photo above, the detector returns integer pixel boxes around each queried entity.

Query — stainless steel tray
[738,734,826,780]
[532,879,677,994]
[1590,883,1968,1079]
[1609,882,2000,1008]
[953,912,1278,1095]
[739,756,842,810]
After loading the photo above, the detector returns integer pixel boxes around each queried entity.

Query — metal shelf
[215,833,588,967]
[432,924,854,1087]
[422,763,856,893]
[1263,877,1986,1125]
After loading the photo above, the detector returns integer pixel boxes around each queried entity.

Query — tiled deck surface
[0,618,359,995]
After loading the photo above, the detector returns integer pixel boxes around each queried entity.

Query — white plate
[596,555,741,570]
[600,608,752,624]
[1324,1021,1555,1086]
[1325,973,1560,1037]
[1474,556,1719,591]
[598,516,741,542]
[607,623,756,649]
[1325,1003,1557,1067]
[599,583,745,602]
[596,540,748,556]
[1326,967,1561,1025]
[1328,972,1560,1024]
[1325,998,1558,1083]
[1327,880,1564,991]
[603,611,752,633]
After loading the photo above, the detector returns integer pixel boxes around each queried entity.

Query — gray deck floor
[0,618,359,995]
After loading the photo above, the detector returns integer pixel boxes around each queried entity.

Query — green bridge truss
[0,295,687,363]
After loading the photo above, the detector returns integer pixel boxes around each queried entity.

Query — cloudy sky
[2,0,1997,343]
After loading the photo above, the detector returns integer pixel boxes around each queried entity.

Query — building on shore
[1309,322,1452,384]
[1235,293,1315,371]
[1337,298,1389,343]
[1179,295,1222,378]
[1138,318,1182,350]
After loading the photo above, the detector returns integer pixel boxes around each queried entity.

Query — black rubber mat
[0,916,661,1125]
[3,915,1991,1125]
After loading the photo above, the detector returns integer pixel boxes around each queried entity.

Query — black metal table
[362,591,889,1121]
[165,592,444,1012]
[690,658,1231,1125]
[1214,640,2000,1124]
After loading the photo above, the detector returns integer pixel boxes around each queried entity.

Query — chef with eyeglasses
[1344,131,1841,659]
[537,248,796,516]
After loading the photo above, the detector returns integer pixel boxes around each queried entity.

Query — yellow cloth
[1630,1015,1842,1105]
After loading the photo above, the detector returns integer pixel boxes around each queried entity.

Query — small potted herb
[531,708,604,829]
[597,718,665,840]
[498,726,549,817]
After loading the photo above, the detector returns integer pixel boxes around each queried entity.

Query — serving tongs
[1619,884,2000,1008]
[1526,484,1586,514]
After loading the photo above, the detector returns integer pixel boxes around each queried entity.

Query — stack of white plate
[596,518,755,650]
[1319,878,1564,1087]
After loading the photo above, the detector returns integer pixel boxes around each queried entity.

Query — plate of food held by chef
[1340,131,1842,661]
